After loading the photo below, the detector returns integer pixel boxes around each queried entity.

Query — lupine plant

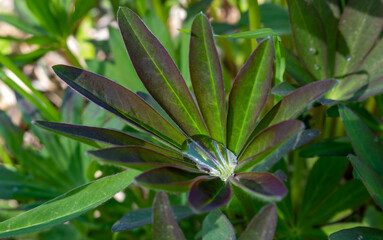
[0,6,338,238]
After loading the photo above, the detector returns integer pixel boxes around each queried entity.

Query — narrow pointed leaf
[202,210,235,240]
[135,166,201,192]
[334,0,383,78]
[188,177,232,212]
[0,169,140,238]
[153,191,186,240]
[117,7,208,137]
[237,120,304,172]
[339,104,383,175]
[330,227,383,240]
[251,79,337,138]
[229,172,287,201]
[227,39,274,154]
[190,13,225,143]
[53,65,186,148]
[112,206,194,232]
[239,204,277,240]
[88,146,194,171]
[287,0,328,80]
[34,121,182,159]
[348,155,383,209]
[285,51,316,85]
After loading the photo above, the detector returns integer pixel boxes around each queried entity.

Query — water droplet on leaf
[314,64,321,70]
[182,135,237,181]
[309,47,317,55]
[346,55,352,62]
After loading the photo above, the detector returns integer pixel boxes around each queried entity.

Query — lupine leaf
[250,79,337,138]
[88,146,194,171]
[329,227,383,240]
[285,50,316,85]
[339,104,383,175]
[34,121,182,159]
[229,172,287,201]
[333,0,383,79]
[117,7,208,137]
[152,191,186,240]
[287,0,328,80]
[0,170,140,238]
[202,210,235,240]
[300,138,353,158]
[53,65,186,148]
[188,177,232,212]
[348,155,383,209]
[190,13,226,144]
[237,120,304,172]
[135,166,201,192]
[112,205,194,232]
[226,38,274,155]
[239,204,277,240]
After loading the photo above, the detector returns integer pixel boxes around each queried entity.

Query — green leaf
[34,121,182,159]
[329,227,383,240]
[202,210,235,240]
[239,204,277,240]
[339,104,383,175]
[0,110,23,153]
[0,14,42,35]
[53,65,186,148]
[285,50,316,85]
[226,38,274,154]
[237,120,304,172]
[0,169,140,238]
[88,146,194,171]
[259,3,291,35]
[214,28,278,39]
[25,0,61,37]
[297,157,349,226]
[348,155,383,209]
[333,0,383,79]
[300,138,353,158]
[117,7,208,137]
[287,0,328,80]
[112,205,194,232]
[190,13,226,144]
[153,191,186,240]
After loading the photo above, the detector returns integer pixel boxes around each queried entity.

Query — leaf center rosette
[182,135,237,182]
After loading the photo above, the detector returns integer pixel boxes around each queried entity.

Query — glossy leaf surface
[112,206,194,232]
[152,191,186,240]
[190,13,225,143]
[339,104,383,175]
[202,210,235,240]
[348,155,383,209]
[188,177,232,212]
[237,120,304,172]
[0,170,139,238]
[229,172,287,201]
[53,65,186,148]
[135,166,201,192]
[287,0,328,80]
[227,39,274,154]
[329,227,383,240]
[239,204,277,240]
[88,146,194,171]
[118,7,208,137]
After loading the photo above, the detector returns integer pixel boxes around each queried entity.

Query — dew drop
[309,47,317,55]
[314,64,321,71]
[346,55,352,62]
[357,235,363,240]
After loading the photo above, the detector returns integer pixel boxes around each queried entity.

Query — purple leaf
[135,166,202,192]
[52,65,186,148]
[190,13,226,144]
[188,177,232,212]
[117,7,208,137]
[229,172,287,201]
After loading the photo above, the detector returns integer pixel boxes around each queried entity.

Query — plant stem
[248,0,261,50]
[64,44,83,69]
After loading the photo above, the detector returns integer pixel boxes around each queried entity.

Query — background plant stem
[248,0,261,50]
